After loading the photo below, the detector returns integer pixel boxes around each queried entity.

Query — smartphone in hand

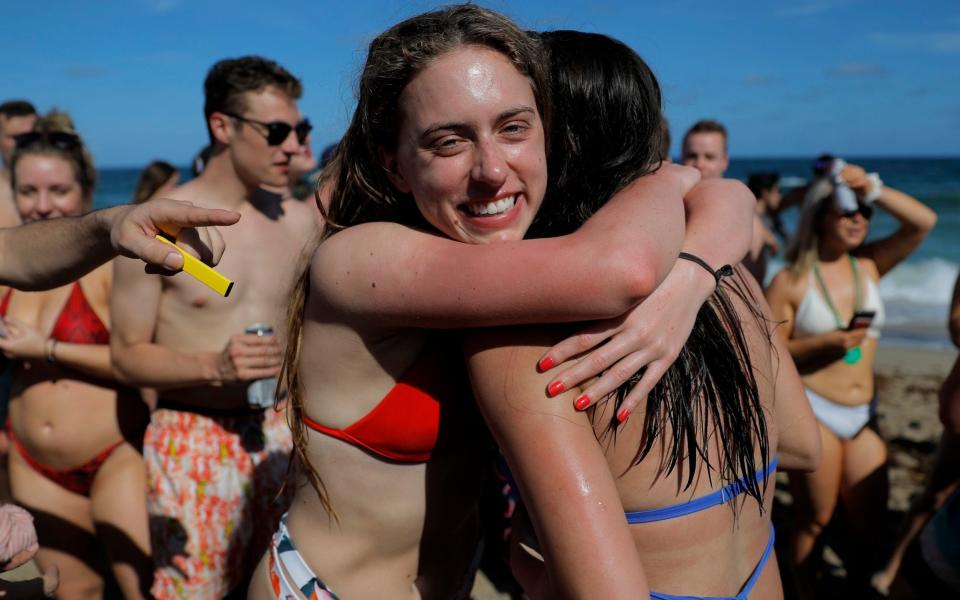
[847,310,876,331]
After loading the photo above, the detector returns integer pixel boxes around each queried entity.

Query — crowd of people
[0,4,955,600]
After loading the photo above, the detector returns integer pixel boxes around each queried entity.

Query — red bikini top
[0,283,110,345]
[303,343,460,463]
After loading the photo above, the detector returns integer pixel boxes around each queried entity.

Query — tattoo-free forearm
[111,341,221,390]
[0,207,121,290]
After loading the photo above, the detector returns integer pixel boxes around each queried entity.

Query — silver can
[245,324,278,409]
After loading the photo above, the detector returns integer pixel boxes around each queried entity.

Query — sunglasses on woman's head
[222,112,312,146]
[14,131,81,151]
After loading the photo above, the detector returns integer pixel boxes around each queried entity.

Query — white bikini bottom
[805,387,873,440]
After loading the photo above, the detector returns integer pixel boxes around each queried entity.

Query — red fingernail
[617,408,630,423]
[574,395,590,411]
[547,381,565,397]
[538,356,555,372]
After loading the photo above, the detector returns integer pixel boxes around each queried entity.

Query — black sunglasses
[14,131,81,150]
[835,204,873,220]
[222,112,312,146]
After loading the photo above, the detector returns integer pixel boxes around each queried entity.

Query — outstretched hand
[109,198,240,273]
[538,260,714,422]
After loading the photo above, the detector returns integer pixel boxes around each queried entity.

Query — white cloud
[868,31,960,54]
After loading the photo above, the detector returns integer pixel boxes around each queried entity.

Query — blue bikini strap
[648,524,776,600]
[735,524,776,599]
[625,456,778,524]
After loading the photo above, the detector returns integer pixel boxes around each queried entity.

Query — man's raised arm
[0,198,239,291]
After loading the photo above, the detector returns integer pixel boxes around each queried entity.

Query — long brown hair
[279,4,551,517]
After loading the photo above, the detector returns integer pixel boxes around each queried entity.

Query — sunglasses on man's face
[222,112,312,146]
[14,131,81,151]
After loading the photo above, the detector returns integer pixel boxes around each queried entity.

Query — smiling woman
[246,5,757,600]
[766,158,937,598]
[382,45,547,244]
[2,111,153,600]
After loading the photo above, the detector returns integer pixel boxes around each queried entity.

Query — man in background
[745,171,783,283]
[0,101,37,228]
[683,119,778,282]
[681,119,729,180]
[111,55,316,598]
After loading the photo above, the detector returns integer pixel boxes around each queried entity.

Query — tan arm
[466,328,648,599]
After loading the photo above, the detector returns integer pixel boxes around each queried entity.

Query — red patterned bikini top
[303,343,458,463]
[0,283,110,344]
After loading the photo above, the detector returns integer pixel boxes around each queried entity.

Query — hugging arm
[312,164,690,328]
[465,328,647,600]
[538,177,757,415]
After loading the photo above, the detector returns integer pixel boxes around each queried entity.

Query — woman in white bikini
[765,158,936,597]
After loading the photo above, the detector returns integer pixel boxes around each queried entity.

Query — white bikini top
[792,259,886,340]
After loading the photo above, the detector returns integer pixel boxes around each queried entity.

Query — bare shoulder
[279,198,321,234]
[315,221,428,259]
[309,222,435,304]
[162,177,209,205]
[853,254,881,281]
[767,267,806,304]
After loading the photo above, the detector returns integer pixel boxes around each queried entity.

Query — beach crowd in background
[0,4,958,600]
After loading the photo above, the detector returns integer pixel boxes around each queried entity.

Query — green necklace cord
[812,255,864,364]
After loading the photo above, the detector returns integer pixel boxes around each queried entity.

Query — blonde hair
[785,176,835,277]
[10,110,96,207]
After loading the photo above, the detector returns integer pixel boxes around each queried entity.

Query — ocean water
[94,157,960,348]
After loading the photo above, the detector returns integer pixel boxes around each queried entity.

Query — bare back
[466,268,815,598]
[594,272,784,597]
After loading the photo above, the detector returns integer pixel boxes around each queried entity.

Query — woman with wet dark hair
[467,31,820,599]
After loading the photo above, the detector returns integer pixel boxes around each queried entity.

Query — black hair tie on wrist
[678,252,734,286]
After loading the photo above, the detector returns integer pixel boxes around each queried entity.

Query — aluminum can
[245,324,278,409]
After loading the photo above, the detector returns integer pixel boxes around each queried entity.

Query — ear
[209,113,233,146]
[379,147,411,193]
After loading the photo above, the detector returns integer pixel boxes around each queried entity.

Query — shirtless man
[0,101,37,228]
[110,56,316,599]
[682,119,777,282]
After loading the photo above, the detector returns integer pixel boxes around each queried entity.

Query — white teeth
[465,195,516,216]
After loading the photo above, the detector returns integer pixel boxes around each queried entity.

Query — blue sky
[4,0,958,166]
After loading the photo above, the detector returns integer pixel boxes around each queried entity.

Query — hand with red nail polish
[574,395,590,411]
[537,257,711,421]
